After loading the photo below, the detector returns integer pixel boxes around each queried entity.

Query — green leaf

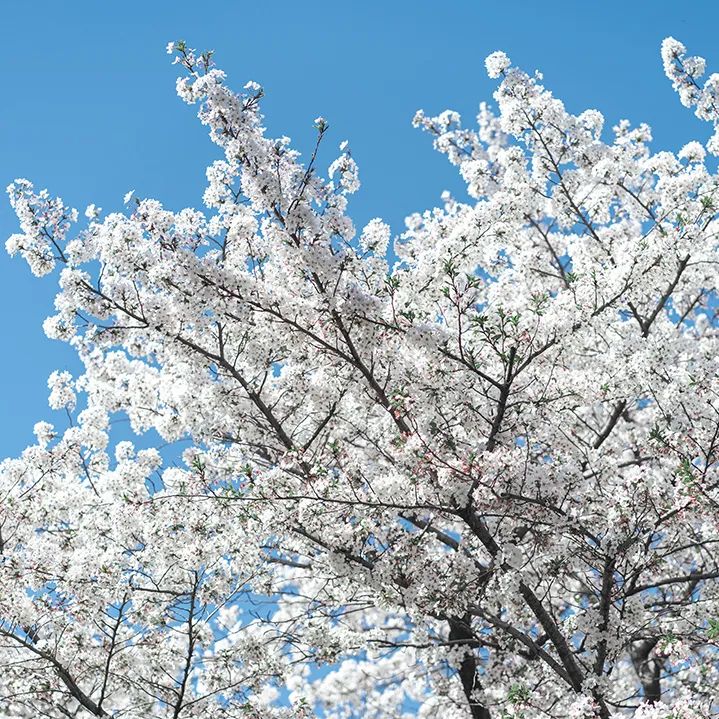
[507,683,530,704]
[708,618,719,639]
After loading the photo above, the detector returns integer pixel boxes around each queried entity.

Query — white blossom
[485,50,511,78]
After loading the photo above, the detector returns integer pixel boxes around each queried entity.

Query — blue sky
[0,0,717,457]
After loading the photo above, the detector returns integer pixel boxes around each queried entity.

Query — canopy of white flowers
[1,36,718,719]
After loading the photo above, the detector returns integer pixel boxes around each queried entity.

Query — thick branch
[447,616,491,719]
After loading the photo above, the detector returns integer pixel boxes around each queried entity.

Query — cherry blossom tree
[1,36,719,719]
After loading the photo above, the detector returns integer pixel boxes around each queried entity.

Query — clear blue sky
[0,0,716,457]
